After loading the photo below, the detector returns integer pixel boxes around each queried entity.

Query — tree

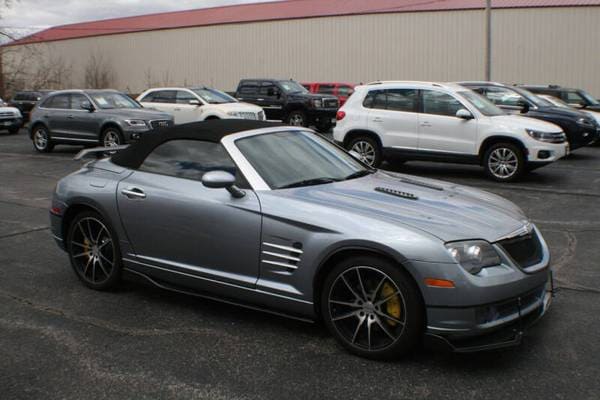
[83,52,116,89]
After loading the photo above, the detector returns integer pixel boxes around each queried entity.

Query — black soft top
[111,119,283,169]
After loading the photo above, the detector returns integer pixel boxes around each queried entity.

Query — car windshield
[512,87,553,107]
[89,92,140,109]
[278,81,309,94]
[459,90,504,116]
[235,130,370,189]
[191,88,237,104]
[540,95,569,108]
[579,90,600,106]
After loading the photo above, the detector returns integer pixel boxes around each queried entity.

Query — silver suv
[29,89,174,153]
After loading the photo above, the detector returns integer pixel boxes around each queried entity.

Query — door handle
[121,187,146,199]
[372,117,384,123]
[173,108,181,111]
[420,122,432,127]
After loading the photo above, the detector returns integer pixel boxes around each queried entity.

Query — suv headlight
[124,119,148,128]
[445,240,501,275]
[526,129,566,143]
[311,99,323,108]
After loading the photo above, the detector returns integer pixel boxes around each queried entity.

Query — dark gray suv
[29,89,174,153]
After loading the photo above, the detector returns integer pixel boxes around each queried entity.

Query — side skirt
[383,148,480,165]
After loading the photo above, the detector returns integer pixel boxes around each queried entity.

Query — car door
[417,89,478,155]
[366,89,419,149]
[116,139,262,288]
[142,90,179,122]
[258,82,285,120]
[66,93,100,141]
[43,94,71,137]
[174,90,202,124]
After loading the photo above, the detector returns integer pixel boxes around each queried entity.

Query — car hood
[0,106,21,114]
[289,92,338,101]
[99,108,173,120]
[537,105,591,120]
[274,171,528,243]
[204,102,263,112]
[489,115,562,132]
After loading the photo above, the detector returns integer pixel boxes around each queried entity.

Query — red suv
[302,82,355,106]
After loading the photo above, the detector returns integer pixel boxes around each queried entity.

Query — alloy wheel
[103,130,121,147]
[69,217,115,285]
[328,266,407,351]
[288,113,305,126]
[351,140,376,166]
[34,129,48,150]
[488,147,519,179]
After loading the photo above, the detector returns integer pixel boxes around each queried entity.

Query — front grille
[323,98,339,109]
[238,112,261,120]
[475,285,545,325]
[498,229,543,268]
[0,112,16,118]
[150,120,172,129]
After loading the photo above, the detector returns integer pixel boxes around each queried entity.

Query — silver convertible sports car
[50,120,553,359]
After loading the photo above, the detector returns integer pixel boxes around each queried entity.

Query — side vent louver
[261,242,303,271]
[375,187,418,200]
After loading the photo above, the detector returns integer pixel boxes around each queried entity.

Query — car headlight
[526,129,566,143]
[124,119,148,128]
[445,240,501,275]
[312,99,323,108]
[577,117,593,127]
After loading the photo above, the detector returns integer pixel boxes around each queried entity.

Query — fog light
[538,150,551,159]
[132,133,141,140]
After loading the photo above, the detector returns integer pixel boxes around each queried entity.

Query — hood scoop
[375,187,418,200]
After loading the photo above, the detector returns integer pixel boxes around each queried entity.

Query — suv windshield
[459,90,504,116]
[512,87,553,108]
[235,130,369,189]
[191,88,237,104]
[579,90,600,106]
[89,92,140,109]
[278,81,309,94]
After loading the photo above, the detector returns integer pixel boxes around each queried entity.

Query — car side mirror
[201,170,245,198]
[456,109,474,120]
[80,101,94,112]
[189,99,201,106]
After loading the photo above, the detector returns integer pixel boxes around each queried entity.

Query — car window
[481,87,524,107]
[13,93,26,101]
[176,90,198,104]
[317,85,335,95]
[421,90,464,117]
[337,86,354,96]
[259,82,280,98]
[139,139,246,187]
[70,94,89,110]
[386,89,418,112]
[43,94,70,109]
[459,90,504,117]
[151,90,176,104]
[565,91,586,106]
[239,82,259,95]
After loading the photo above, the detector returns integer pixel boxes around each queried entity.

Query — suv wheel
[483,143,524,182]
[101,128,123,148]
[347,136,382,167]
[286,110,307,127]
[32,125,54,153]
[321,256,423,360]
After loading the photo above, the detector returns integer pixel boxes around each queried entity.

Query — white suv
[333,81,569,181]
[137,87,265,125]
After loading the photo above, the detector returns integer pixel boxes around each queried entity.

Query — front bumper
[0,117,23,129]
[306,108,337,127]
[526,141,568,162]
[425,271,553,352]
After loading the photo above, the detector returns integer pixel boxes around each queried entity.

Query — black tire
[67,211,122,291]
[100,127,124,148]
[8,127,19,135]
[31,125,54,153]
[286,110,308,127]
[346,135,382,168]
[320,255,424,360]
[483,142,525,182]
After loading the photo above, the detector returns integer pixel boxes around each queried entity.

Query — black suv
[234,79,339,132]
[460,82,599,150]
[517,85,600,112]
[28,89,173,153]
[10,90,53,122]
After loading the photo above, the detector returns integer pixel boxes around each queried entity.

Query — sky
[0,0,278,38]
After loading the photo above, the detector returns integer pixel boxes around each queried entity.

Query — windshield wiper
[343,169,374,180]
[279,177,340,189]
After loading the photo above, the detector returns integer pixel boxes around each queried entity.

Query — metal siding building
[3,0,600,95]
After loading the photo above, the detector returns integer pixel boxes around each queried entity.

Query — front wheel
[32,125,54,153]
[347,136,382,167]
[483,143,525,182]
[286,110,307,127]
[100,127,123,148]
[67,211,122,290]
[321,256,424,360]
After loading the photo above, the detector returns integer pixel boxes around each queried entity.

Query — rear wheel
[321,256,424,360]
[32,125,54,153]
[347,135,382,167]
[483,142,525,182]
[286,110,307,127]
[67,211,122,290]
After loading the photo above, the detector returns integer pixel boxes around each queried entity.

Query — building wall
[3,6,600,95]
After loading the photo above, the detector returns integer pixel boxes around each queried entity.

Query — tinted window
[239,82,259,95]
[565,91,586,106]
[482,87,524,107]
[317,85,335,95]
[422,90,464,117]
[363,89,416,112]
[176,90,197,104]
[151,90,176,104]
[13,93,27,101]
[140,140,245,186]
[191,88,236,104]
[259,82,280,98]
[43,94,70,109]
[70,94,90,110]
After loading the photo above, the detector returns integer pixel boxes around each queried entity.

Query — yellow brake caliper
[381,282,401,326]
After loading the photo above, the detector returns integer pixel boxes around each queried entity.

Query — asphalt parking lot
[1,129,599,400]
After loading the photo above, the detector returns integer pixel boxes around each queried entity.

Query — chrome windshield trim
[221,126,315,191]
